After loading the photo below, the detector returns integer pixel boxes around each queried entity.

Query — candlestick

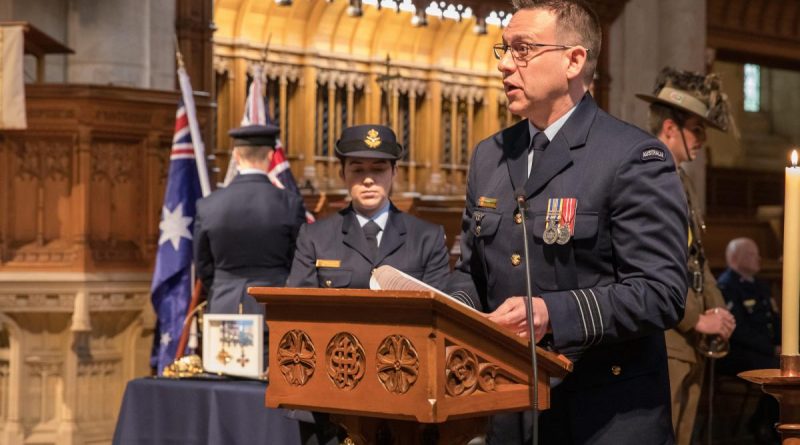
[783,150,800,360]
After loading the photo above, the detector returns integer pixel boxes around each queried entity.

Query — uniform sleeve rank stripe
[451,291,476,308]
[579,289,599,346]
[456,292,473,307]
[571,290,590,346]
[588,289,604,345]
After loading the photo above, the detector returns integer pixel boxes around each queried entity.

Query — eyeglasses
[493,42,584,61]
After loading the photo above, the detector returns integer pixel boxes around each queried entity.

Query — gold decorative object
[277,330,317,386]
[444,347,478,396]
[163,354,204,378]
[326,332,366,390]
[376,335,419,394]
[364,129,381,148]
[216,349,232,365]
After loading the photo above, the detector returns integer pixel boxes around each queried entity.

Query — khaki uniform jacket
[665,170,725,364]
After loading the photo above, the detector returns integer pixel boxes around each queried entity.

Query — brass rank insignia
[316,259,342,268]
[477,196,497,209]
[365,129,381,148]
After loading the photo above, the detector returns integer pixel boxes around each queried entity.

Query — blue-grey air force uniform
[447,94,689,444]
[194,173,306,314]
[286,203,450,290]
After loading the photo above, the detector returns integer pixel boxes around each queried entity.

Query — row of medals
[543,213,571,245]
[475,210,572,245]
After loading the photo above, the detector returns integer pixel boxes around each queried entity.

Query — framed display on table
[202,314,263,378]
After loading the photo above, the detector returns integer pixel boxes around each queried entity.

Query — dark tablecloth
[113,377,302,445]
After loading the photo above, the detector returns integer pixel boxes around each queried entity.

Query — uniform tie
[528,131,550,177]
[363,220,381,260]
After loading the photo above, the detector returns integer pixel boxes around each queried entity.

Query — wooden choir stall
[250,287,573,445]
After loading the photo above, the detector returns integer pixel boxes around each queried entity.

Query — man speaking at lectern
[447,1,689,443]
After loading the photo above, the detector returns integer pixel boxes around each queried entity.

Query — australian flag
[150,100,203,374]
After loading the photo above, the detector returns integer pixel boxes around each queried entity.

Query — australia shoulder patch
[641,147,666,162]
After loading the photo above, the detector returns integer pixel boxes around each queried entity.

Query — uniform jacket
[194,173,306,314]
[286,203,450,290]
[448,94,689,444]
[666,170,726,364]
[717,268,780,373]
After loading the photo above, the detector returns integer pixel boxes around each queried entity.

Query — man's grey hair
[725,237,754,267]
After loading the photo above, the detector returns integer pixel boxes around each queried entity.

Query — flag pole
[174,36,211,197]
[222,34,274,186]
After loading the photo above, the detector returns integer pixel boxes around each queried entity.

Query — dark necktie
[529,131,550,177]
[363,220,381,260]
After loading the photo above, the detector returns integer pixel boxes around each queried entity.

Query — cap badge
[669,91,684,103]
[365,129,382,149]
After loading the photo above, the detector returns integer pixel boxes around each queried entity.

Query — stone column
[608,0,708,210]
[65,0,176,90]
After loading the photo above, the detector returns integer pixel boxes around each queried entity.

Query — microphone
[516,189,539,445]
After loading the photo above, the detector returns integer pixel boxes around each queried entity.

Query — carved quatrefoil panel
[277,330,316,386]
[376,335,419,394]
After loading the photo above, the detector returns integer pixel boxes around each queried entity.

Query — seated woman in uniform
[286,124,450,290]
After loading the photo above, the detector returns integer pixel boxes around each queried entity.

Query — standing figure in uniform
[286,124,450,445]
[717,237,780,444]
[194,124,306,316]
[446,1,689,443]
[287,124,450,290]
[636,67,736,444]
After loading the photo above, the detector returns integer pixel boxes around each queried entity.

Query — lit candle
[783,150,800,356]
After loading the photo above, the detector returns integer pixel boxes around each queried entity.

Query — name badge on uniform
[315,259,341,268]
[477,197,497,209]
[556,198,577,245]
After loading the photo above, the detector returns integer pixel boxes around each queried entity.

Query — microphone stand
[517,193,539,445]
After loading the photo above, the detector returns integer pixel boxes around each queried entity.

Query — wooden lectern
[250,287,572,445]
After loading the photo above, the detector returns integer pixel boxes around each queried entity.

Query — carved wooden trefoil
[445,347,479,396]
[278,330,316,386]
[376,335,419,394]
[326,332,366,390]
[445,345,520,397]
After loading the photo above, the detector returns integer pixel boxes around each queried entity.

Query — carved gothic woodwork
[253,287,572,433]
[375,335,419,394]
[0,83,213,270]
[213,0,629,196]
[708,0,800,67]
[445,346,479,397]
[7,137,73,254]
[326,332,366,390]
[444,344,522,397]
[278,330,317,386]
[176,0,214,93]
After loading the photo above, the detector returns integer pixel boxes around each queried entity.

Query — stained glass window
[744,63,761,112]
